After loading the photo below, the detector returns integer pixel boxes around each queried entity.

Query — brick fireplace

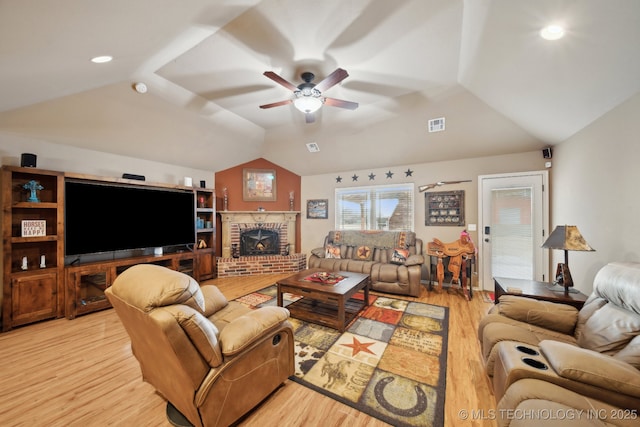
[217,211,306,277]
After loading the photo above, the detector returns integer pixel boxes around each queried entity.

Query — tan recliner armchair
[477,262,640,426]
[105,264,294,427]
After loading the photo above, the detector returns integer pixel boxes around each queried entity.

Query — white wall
[301,150,545,285]
[550,92,640,294]
[1,132,214,186]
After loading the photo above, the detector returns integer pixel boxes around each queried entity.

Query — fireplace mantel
[219,211,299,258]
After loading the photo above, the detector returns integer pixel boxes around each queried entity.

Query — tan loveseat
[105,264,295,427]
[308,230,424,297]
[478,262,640,426]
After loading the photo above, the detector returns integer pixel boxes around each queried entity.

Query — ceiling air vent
[306,142,320,152]
[428,117,445,133]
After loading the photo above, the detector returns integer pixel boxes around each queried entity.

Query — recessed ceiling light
[540,25,565,41]
[91,55,113,64]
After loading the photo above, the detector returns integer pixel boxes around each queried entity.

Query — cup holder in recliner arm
[521,357,548,370]
[516,345,539,356]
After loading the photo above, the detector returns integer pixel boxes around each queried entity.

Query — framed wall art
[425,190,465,226]
[243,168,276,201]
[307,199,328,219]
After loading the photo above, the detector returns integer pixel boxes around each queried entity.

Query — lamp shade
[542,225,594,252]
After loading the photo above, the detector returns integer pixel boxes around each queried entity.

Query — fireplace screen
[240,228,280,256]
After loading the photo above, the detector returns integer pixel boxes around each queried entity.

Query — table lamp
[541,225,595,294]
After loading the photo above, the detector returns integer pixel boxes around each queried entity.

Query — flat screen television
[65,180,195,257]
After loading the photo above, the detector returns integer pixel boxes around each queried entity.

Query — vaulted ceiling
[1,0,638,175]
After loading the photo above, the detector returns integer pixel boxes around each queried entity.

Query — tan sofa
[105,264,295,427]
[478,261,640,426]
[308,230,424,297]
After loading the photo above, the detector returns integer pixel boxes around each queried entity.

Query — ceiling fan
[418,180,472,192]
[259,68,358,123]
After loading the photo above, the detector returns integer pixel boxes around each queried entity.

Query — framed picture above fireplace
[243,168,276,201]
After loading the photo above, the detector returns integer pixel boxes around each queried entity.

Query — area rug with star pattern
[234,285,448,427]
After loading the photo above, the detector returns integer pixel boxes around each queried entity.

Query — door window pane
[491,187,533,279]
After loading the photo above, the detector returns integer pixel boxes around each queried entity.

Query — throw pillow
[354,245,373,261]
[390,248,409,265]
[325,244,341,259]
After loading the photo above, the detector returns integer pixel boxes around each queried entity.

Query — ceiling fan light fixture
[293,94,323,113]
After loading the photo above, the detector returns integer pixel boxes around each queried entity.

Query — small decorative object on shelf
[223,187,228,211]
[198,195,205,208]
[21,256,28,270]
[23,179,44,202]
[21,219,46,237]
[40,255,46,268]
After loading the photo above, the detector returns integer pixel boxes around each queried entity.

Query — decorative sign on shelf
[21,220,46,237]
[425,190,465,226]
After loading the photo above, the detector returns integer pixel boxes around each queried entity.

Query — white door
[478,171,549,290]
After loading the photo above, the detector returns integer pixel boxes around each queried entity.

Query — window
[335,184,414,231]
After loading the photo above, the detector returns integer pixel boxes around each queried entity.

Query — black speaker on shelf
[542,148,552,159]
[122,173,146,181]
[20,153,37,168]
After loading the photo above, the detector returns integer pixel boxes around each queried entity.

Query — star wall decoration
[332,168,418,184]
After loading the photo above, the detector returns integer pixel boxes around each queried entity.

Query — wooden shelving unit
[2,167,216,328]
[195,188,216,280]
[1,166,65,331]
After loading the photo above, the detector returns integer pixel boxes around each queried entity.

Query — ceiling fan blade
[314,68,349,93]
[324,97,359,110]
[305,113,316,124]
[259,99,293,109]
[263,71,298,92]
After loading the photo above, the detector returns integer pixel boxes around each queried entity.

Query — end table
[494,277,588,309]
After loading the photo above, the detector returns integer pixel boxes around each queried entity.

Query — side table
[494,277,588,309]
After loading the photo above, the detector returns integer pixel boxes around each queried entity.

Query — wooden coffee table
[276,268,371,332]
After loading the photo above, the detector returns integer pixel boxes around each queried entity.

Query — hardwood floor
[0,274,498,427]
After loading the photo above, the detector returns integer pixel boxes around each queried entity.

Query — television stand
[64,251,195,319]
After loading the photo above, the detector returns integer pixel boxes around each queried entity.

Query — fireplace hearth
[240,228,280,256]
